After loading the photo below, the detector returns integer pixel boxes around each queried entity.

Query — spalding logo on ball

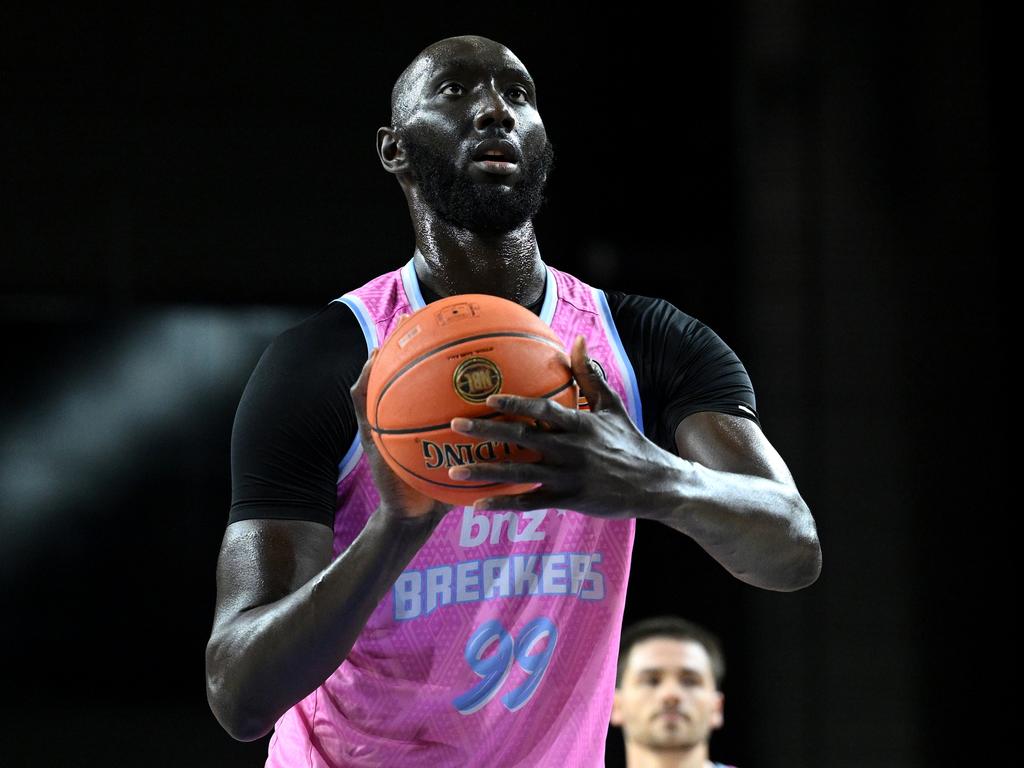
[366,294,578,506]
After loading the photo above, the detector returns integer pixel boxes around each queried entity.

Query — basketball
[365,293,579,505]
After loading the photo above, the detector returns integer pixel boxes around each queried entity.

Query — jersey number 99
[452,617,558,715]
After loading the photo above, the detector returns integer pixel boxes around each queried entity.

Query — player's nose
[473,85,515,133]
[659,685,684,707]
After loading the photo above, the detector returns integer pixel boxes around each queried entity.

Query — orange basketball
[366,293,578,506]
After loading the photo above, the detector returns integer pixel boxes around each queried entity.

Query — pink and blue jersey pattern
[265,258,644,767]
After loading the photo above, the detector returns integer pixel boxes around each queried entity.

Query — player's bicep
[227,307,365,529]
[211,518,333,633]
[228,339,347,527]
[674,411,794,484]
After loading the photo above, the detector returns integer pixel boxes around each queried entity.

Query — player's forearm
[206,506,440,741]
[645,458,821,591]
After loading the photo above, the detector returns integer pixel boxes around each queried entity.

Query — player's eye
[440,83,465,96]
[508,86,529,103]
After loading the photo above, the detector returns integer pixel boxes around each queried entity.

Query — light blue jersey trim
[538,265,558,325]
[330,294,377,481]
[337,437,364,482]
[332,294,379,353]
[402,256,559,327]
[592,287,644,432]
[401,258,428,310]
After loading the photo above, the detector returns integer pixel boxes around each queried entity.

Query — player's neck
[411,225,545,307]
[624,740,713,768]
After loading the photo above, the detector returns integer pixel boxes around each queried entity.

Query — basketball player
[611,616,735,768]
[205,35,821,767]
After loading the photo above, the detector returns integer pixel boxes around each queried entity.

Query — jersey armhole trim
[337,437,364,485]
[330,294,374,485]
[591,287,644,433]
[332,294,379,353]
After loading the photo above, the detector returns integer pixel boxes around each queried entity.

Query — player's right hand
[350,345,456,523]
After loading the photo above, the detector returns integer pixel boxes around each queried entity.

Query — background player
[206,34,821,766]
[611,616,736,768]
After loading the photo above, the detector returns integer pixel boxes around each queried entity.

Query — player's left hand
[447,335,679,519]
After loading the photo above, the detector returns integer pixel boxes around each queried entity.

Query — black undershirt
[228,272,760,528]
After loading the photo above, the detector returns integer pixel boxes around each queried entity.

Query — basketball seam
[371,377,577,435]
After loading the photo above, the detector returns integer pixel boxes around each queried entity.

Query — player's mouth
[656,711,687,722]
[470,139,520,176]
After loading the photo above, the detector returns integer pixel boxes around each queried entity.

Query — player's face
[398,43,554,235]
[611,639,724,752]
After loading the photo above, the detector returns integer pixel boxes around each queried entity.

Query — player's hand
[446,335,681,519]
[350,342,455,523]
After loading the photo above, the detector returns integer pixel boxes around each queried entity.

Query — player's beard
[402,133,555,235]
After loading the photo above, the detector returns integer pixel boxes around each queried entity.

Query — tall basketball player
[205,35,821,766]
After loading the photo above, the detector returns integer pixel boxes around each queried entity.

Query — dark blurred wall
[732,3,999,766]
[2,4,997,767]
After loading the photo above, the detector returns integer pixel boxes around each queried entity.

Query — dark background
[1,4,1001,767]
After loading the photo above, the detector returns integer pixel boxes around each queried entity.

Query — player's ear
[377,126,410,174]
[609,688,623,727]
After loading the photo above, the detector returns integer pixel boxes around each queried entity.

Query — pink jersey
[266,258,643,767]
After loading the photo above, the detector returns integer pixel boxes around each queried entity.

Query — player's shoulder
[601,287,702,332]
[267,300,363,358]
[254,300,367,389]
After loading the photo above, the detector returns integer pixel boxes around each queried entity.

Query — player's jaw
[639,706,704,748]
[401,129,554,235]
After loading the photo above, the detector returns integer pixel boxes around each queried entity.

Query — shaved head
[390,35,525,129]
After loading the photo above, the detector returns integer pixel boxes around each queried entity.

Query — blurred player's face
[611,638,724,753]
[397,42,554,235]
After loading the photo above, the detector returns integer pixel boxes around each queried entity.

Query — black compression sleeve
[604,291,759,455]
[227,302,365,528]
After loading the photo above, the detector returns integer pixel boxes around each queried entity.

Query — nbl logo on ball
[453,357,503,403]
